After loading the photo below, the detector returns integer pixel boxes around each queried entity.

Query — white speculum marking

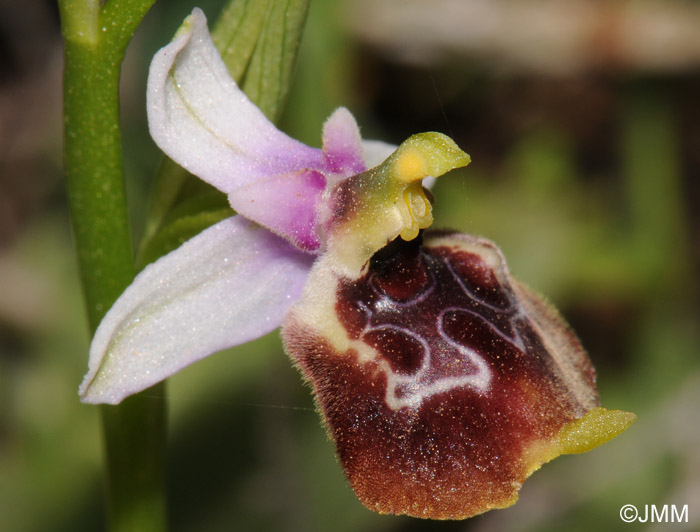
[358,304,492,411]
[443,257,529,353]
[352,252,530,411]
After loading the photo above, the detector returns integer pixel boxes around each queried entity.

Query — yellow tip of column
[394,149,429,183]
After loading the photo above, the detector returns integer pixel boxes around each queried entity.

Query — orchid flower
[79,8,635,520]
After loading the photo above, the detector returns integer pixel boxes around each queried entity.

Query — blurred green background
[1,0,698,531]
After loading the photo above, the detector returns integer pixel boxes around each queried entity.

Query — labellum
[283,134,635,519]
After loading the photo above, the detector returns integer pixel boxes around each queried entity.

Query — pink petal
[322,108,366,176]
[229,170,326,252]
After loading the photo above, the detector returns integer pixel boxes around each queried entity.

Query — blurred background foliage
[1,0,699,531]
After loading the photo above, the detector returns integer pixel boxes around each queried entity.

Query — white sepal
[80,216,313,404]
[147,8,321,195]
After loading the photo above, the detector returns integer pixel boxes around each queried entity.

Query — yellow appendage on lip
[523,407,637,479]
[326,132,471,277]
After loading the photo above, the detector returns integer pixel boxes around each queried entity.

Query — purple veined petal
[79,216,314,405]
[147,8,323,195]
[228,170,326,252]
[322,108,366,176]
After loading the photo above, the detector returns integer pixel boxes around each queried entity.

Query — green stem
[59,1,164,531]
[102,383,168,532]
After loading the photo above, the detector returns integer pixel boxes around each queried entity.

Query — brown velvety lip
[283,231,601,518]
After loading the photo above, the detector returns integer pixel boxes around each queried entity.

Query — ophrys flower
[80,8,635,520]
